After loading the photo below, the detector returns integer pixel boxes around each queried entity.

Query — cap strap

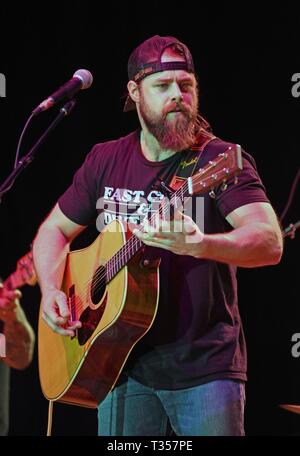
[134,61,194,82]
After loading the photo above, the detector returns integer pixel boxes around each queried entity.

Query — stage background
[0,2,299,435]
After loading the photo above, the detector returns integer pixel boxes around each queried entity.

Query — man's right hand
[41,288,82,337]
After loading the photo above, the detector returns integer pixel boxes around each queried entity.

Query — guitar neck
[3,271,25,290]
[104,145,242,283]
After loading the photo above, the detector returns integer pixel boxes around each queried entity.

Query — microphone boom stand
[0,99,76,202]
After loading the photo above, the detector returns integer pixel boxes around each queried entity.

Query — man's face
[138,59,199,151]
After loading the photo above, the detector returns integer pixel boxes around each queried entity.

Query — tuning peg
[221,181,228,192]
[209,189,216,199]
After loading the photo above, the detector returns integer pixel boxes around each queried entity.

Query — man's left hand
[133,211,205,257]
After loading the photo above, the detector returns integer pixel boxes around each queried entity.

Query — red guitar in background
[2,251,37,291]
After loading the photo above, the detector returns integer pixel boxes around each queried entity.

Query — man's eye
[181,83,192,89]
[156,84,168,88]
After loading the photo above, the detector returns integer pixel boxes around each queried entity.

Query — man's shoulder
[90,130,139,158]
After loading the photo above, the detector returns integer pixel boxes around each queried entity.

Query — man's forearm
[33,223,70,292]
[199,222,283,267]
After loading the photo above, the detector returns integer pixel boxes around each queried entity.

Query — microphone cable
[279,166,300,223]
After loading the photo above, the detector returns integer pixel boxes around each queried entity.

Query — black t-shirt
[58,130,270,389]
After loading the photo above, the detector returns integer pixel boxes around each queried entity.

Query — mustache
[163,101,189,114]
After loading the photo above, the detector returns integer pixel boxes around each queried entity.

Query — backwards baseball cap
[123,35,195,112]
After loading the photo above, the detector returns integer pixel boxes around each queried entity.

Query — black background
[0,2,299,436]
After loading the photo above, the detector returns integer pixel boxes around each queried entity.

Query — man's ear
[127,80,140,104]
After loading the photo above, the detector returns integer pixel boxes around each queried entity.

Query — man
[0,284,35,435]
[33,35,283,436]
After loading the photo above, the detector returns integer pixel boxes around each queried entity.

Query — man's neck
[140,129,177,162]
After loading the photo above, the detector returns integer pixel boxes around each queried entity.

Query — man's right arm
[32,203,86,336]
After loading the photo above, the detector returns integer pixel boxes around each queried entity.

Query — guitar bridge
[68,284,77,339]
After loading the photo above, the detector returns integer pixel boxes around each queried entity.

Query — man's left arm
[134,202,283,268]
[197,202,283,267]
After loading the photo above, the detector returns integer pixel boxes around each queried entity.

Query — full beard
[140,94,201,152]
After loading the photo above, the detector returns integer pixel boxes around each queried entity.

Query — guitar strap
[169,130,217,191]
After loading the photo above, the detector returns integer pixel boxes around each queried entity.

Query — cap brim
[123,94,136,112]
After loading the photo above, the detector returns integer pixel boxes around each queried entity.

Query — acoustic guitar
[38,145,242,408]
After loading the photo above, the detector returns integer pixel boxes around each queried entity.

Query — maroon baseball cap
[123,35,195,112]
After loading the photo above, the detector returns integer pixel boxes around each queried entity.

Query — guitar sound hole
[91,265,106,304]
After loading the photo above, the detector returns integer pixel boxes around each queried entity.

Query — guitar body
[38,220,160,408]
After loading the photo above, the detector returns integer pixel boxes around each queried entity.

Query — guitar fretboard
[4,272,23,290]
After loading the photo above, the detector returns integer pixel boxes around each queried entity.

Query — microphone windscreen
[73,69,93,89]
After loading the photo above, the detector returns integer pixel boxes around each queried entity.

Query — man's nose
[170,83,183,103]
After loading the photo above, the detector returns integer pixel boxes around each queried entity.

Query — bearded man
[33,35,282,436]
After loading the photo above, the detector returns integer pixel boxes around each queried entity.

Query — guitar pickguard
[77,291,107,345]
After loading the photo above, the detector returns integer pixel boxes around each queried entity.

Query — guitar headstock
[187,144,243,196]
[16,251,37,286]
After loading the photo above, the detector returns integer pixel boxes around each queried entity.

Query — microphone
[32,69,93,115]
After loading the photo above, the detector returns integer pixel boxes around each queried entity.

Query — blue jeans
[97,376,245,436]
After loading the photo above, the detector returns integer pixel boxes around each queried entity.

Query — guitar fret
[106,235,142,282]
